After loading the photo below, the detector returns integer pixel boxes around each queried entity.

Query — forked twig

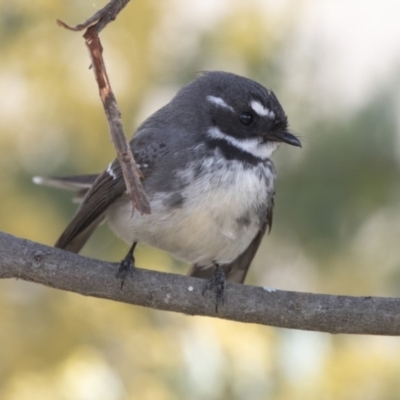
[57,0,151,215]
[57,0,130,33]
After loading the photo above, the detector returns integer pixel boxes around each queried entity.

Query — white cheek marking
[207,95,234,112]
[250,100,275,119]
[107,162,117,180]
[207,127,278,159]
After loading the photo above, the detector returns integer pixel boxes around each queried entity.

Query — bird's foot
[202,263,226,312]
[116,242,137,289]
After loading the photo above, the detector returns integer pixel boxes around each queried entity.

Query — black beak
[272,131,302,147]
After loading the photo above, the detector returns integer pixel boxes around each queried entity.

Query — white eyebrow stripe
[250,100,275,119]
[207,95,234,112]
[207,126,278,159]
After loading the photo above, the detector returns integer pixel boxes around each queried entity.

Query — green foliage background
[1,1,400,399]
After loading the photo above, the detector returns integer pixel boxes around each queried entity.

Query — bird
[34,71,301,309]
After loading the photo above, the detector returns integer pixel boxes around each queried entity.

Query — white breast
[107,155,276,267]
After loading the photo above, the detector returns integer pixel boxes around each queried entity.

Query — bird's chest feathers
[175,159,275,240]
[107,158,275,264]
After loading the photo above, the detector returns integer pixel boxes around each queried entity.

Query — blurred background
[1,0,400,398]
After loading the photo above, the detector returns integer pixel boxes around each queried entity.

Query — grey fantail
[34,71,301,307]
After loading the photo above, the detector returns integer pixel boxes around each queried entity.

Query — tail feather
[187,227,267,284]
[55,215,105,253]
[187,263,249,284]
[34,173,102,251]
[33,174,98,203]
[32,174,98,191]
[46,167,125,253]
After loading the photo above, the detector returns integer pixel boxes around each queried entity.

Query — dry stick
[57,1,150,215]
[57,0,130,33]
[1,230,400,336]
[84,27,150,214]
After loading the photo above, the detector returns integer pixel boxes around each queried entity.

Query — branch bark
[1,230,400,336]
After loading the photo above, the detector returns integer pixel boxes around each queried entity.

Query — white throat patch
[207,126,278,159]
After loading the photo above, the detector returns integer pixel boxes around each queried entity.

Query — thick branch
[1,231,399,336]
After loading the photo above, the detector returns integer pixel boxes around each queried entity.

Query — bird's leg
[202,262,226,312]
[116,241,137,289]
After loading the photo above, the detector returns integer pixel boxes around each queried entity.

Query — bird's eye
[239,112,254,126]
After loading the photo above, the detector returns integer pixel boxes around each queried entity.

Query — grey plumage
[35,71,300,284]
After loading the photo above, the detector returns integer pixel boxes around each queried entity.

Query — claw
[116,242,137,289]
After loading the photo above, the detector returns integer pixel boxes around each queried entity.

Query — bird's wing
[187,194,274,284]
[54,160,126,253]
[54,131,166,253]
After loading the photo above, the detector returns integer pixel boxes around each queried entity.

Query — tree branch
[1,230,399,336]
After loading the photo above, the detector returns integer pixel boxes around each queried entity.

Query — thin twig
[83,27,150,214]
[57,0,151,215]
[56,0,130,34]
[1,231,400,336]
